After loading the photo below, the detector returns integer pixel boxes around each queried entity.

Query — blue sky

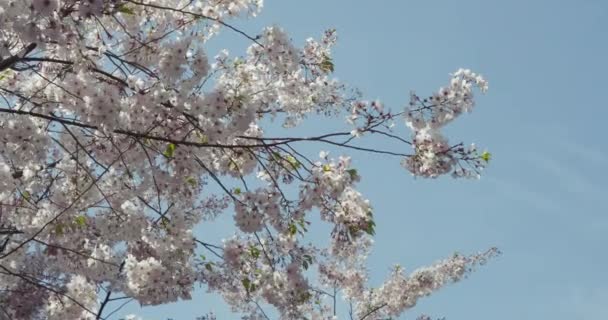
[118,1,608,319]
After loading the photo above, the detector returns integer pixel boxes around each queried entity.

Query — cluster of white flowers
[0,0,495,319]
[333,187,373,233]
[159,37,193,83]
[234,202,264,233]
[300,153,358,204]
[403,70,489,178]
[124,254,195,305]
[195,0,263,18]
[234,188,285,234]
[45,275,98,320]
[355,248,499,319]
[0,117,48,166]
[31,0,60,16]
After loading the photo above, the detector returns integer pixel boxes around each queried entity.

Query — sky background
[117,0,608,319]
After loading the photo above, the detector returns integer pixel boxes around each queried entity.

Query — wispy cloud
[566,286,608,319]
[522,151,595,195]
[484,175,561,213]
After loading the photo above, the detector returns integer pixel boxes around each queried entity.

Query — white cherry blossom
[0,1,495,319]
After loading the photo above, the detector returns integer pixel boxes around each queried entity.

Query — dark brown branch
[124,0,264,47]
[96,289,113,320]
[0,106,411,157]
[0,43,37,72]
[0,264,99,318]
[359,303,387,320]
[21,57,129,87]
[0,145,126,260]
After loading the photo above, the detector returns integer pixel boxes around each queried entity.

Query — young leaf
[249,246,260,259]
[346,168,358,180]
[186,177,197,187]
[364,220,376,236]
[320,54,334,73]
[288,223,297,236]
[297,219,308,232]
[160,217,170,229]
[164,143,176,158]
[242,278,251,292]
[74,215,87,227]
[481,151,492,162]
[228,161,238,171]
[195,132,209,144]
[117,4,136,15]
[0,70,13,81]
[285,155,301,169]
[303,254,313,264]
[54,224,64,236]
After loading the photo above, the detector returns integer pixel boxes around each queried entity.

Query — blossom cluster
[0,1,494,319]
[403,69,490,178]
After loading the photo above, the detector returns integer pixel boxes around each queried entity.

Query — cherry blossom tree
[0,1,498,319]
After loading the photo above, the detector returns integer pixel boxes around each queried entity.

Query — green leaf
[298,291,312,303]
[285,155,301,170]
[185,177,197,187]
[302,254,314,270]
[200,254,206,261]
[288,223,297,236]
[242,278,251,292]
[200,135,208,144]
[22,191,31,200]
[481,151,492,162]
[297,219,308,232]
[74,215,87,227]
[233,187,242,195]
[117,4,136,15]
[160,217,170,229]
[322,164,332,172]
[54,224,64,236]
[234,94,248,104]
[228,160,238,171]
[0,70,13,81]
[303,254,313,264]
[364,220,376,236]
[346,168,358,180]
[163,143,176,158]
[205,263,213,271]
[319,54,334,73]
[249,246,260,259]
